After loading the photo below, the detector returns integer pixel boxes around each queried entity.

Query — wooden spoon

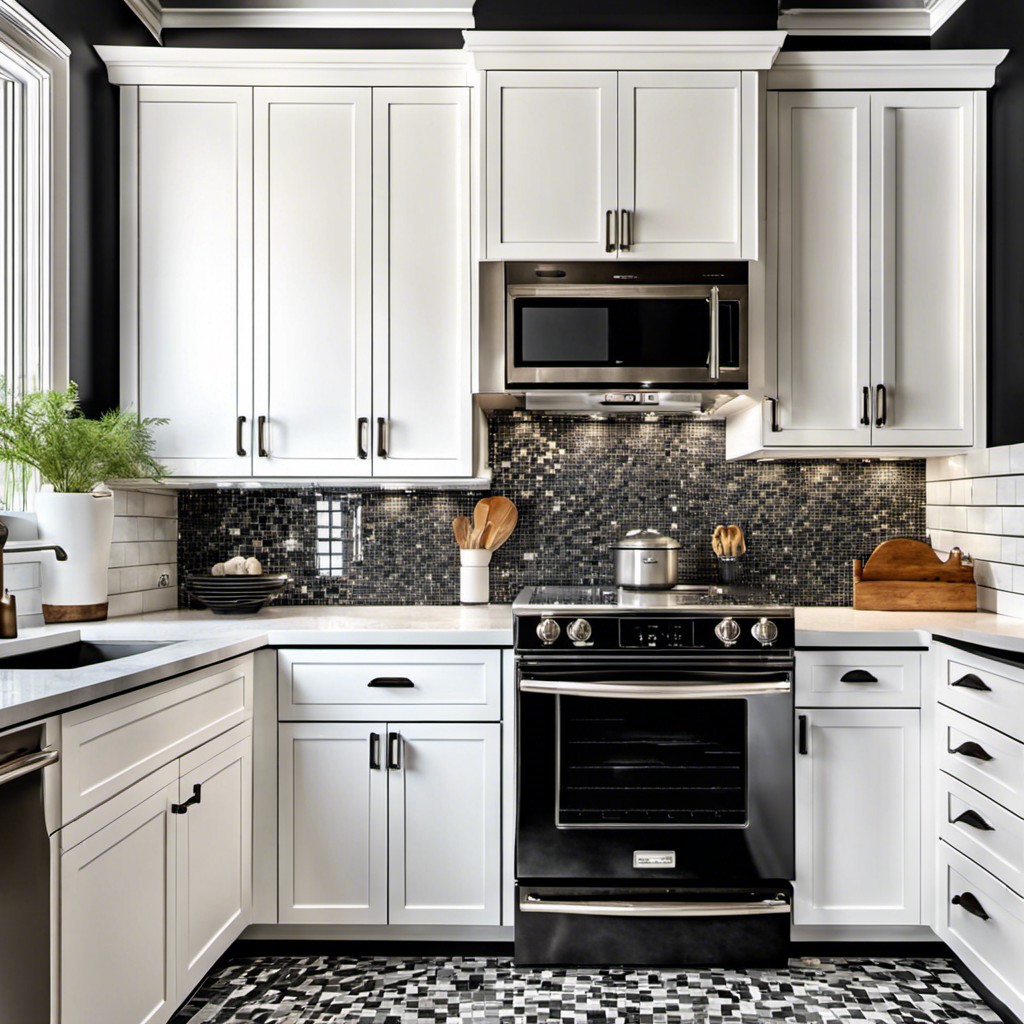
[484,497,519,551]
[712,525,726,557]
[727,524,745,557]
[469,498,491,549]
[452,515,472,550]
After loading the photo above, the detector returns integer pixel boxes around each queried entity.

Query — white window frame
[0,0,69,396]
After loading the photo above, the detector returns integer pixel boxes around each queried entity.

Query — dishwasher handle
[0,749,59,788]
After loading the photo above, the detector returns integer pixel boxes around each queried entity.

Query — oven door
[516,658,794,885]
[506,284,747,388]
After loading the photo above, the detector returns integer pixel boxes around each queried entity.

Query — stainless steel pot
[611,529,681,589]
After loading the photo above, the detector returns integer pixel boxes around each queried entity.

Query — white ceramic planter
[35,489,114,622]
[460,548,492,605]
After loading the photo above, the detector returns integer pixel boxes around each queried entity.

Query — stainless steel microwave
[480,261,748,393]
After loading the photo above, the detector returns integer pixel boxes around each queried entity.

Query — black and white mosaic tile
[172,955,999,1023]
[178,413,926,607]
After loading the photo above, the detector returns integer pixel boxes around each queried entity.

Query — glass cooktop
[513,585,792,616]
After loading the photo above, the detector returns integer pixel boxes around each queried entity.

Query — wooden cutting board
[853,538,977,611]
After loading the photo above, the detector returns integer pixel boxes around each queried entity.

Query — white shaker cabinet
[131,86,253,478]
[253,88,372,478]
[485,71,755,260]
[794,707,921,926]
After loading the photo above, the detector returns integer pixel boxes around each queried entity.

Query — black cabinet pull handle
[377,417,388,458]
[798,715,808,755]
[171,783,201,815]
[369,732,381,770]
[357,417,369,460]
[860,386,870,426]
[950,741,993,761]
[952,809,995,832]
[875,383,888,427]
[367,677,414,688]
[840,669,878,684]
[387,731,401,771]
[236,415,247,457]
[605,209,617,253]
[257,415,269,458]
[952,673,991,692]
[952,891,990,920]
[767,396,781,433]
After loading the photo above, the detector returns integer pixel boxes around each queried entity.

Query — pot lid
[611,528,681,551]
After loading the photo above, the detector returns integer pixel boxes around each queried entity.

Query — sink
[0,640,171,671]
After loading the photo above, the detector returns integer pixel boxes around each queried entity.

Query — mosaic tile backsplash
[177,414,926,607]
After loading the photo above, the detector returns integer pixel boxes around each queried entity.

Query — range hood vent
[523,391,714,417]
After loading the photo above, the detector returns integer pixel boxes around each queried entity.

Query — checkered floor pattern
[171,955,1001,1023]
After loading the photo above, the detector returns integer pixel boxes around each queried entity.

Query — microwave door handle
[708,285,720,381]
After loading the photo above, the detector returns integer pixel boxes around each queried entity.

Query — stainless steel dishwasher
[0,718,60,1023]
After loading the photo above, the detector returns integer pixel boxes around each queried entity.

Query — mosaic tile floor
[172,955,1001,1023]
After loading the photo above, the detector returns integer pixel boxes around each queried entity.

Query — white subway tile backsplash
[927,452,1024,620]
[105,488,178,618]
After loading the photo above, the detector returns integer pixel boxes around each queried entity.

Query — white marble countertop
[4,602,1024,732]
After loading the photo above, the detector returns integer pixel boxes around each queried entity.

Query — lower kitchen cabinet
[278,720,501,927]
[60,725,253,1024]
[61,771,178,1024]
[794,707,921,926]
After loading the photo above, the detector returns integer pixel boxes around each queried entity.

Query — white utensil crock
[460,549,492,605]
[35,489,115,622]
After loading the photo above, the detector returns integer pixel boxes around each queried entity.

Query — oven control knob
[715,617,742,647]
[536,618,561,645]
[752,617,779,647]
[567,618,592,645]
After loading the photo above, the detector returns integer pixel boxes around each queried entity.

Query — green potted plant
[0,381,166,621]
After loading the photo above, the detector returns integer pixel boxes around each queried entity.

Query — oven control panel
[515,615,795,651]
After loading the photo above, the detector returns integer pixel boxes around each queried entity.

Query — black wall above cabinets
[934,0,1024,448]
[19,0,154,417]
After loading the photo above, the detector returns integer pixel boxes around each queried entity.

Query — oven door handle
[518,679,791,699]
[519,896,790,918]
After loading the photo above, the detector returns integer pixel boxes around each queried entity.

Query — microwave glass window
[514,297,740,370]
[556,696,748,827]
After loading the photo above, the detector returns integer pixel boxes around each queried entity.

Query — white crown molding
[122,0,474,35]
[767,48,1009,89]
[0,0,71,57]
[779,0,970,37]
[96,44,473,85]
[462,31,788,71]
[123,0,162,42]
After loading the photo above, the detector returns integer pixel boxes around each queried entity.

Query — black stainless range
[512,585,795,967]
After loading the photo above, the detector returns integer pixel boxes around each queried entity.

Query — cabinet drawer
[939,773,1024,897]
[61,655,253,824]
[278,648,501,721]
[938,704,1024,818]
[936,643,1024,740]
[938,842,1024,1020]
[796,650,921,707]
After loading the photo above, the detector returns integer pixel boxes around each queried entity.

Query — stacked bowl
[186,573,290,615]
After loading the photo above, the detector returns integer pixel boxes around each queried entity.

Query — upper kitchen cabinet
[130,86,254,478]
[104,50,475,481]
[726,51,1006,459]
[468,33,785,262]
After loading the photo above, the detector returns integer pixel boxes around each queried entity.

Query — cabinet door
[61,778,177,1024]
[871,92,976,447]
[372,88,473,477]
[135,86,253,477]
[619,72,751,260]
[253,88,372,477]
[278,722,387,924]
[176,729,252,1001]
[486,71,617,259]
[794,708,920,926]
[387,722,501,926]
[770,93,872,447]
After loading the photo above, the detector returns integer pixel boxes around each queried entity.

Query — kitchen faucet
[0,520,68,639]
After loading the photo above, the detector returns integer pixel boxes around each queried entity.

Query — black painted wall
[934,0,1024,446]
[19,0,154,416]
[20,0,1024,445]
